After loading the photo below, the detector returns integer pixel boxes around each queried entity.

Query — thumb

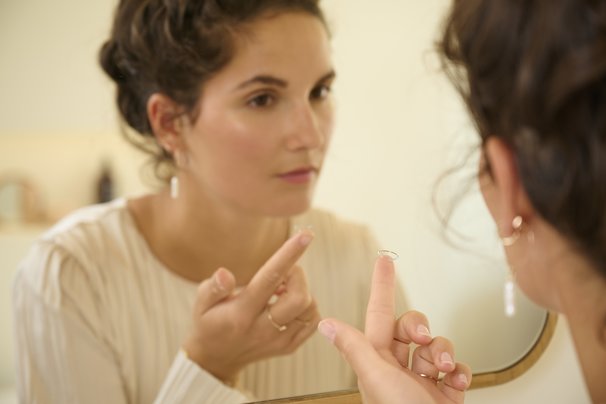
[194,267,236,314]
[318,318,386,381]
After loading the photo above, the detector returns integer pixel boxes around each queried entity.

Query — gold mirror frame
[0,175,46,224]
[469,311,557,388]
[256,312,558,403]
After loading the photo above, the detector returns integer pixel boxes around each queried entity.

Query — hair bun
[99,40,131,83]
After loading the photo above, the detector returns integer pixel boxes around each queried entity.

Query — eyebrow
[235,69,336,91]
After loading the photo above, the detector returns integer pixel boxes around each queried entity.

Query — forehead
[207,12,332,89]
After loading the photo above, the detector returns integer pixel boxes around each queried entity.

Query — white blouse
[13,199,407,403]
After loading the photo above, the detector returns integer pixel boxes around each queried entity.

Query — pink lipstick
[278,167,316,184]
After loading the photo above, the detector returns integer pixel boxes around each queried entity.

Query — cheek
[201,115,276,163]
[320,104,335,141]
[214,127,281,191]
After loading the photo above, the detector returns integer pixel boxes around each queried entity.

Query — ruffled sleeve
[13,240,249,404]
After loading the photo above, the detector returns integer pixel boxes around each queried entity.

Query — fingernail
[440,352,454,366]
[458,373,469,387]
[318,320,336,343]
[377,249,399,261]
[417,325,432,338]
[213,272,226,292]
[298,230,314,246]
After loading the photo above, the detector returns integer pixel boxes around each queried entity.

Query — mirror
[0,176,46,224]
[0,0,553,400]
[315,0,551,380]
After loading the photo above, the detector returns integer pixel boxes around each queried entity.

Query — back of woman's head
[439,0,606,277]
[99,0,324,178]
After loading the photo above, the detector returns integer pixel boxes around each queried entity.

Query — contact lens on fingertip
[377,249,399,261]
[294,224,314,233]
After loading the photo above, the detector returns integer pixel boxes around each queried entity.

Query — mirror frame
[256,312,558,403]
[469,311,557,388]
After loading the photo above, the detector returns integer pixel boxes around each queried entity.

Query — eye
[310,84,331,101]
[247,93,275,108]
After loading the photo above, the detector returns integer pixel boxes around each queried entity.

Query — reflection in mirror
[0,0,555,402]
[0,176,46,224]
[0,179,25,223]
[470,312,557,388]
[316,0,552,378]
[252,315,557,402]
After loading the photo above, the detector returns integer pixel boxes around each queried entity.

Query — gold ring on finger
[418,373,439,383]
[266,306,288,332]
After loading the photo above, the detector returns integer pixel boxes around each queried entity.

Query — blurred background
[0,0,587,403]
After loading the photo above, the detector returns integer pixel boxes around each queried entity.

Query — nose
[285,103,327,151]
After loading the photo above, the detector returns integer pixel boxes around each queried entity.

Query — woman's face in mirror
[181,12,335,217]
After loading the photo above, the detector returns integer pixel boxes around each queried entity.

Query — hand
[182,229,320,384]
[318,255,471,404]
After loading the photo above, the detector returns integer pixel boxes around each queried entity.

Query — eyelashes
[246,83,332,108]
[247,93,275,108]
[311,84,331,100]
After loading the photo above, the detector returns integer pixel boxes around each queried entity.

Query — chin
[268,194,314,217]
[274,200,313,217]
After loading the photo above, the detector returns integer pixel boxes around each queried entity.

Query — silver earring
[170,176,179,199]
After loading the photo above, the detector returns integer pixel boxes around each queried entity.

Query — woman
[12,1,409,403]
[319,0,606,403]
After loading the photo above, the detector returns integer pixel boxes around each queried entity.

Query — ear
[147,93,185,153]
[484,137,535,236]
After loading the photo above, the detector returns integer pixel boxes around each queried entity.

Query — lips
[277,166,318,184]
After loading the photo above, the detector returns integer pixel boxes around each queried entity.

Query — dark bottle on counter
[97,162,114,203]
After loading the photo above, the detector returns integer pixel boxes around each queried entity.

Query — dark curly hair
[438,0,606,278]
[99,0,326,181]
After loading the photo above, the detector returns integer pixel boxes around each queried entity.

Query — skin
[319,137,606,403]
[138,11,335,285]
[127,11,335,383]
[319,256,471,404]
[481,138,606,403]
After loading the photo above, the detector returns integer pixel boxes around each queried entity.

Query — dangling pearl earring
[500,215,532,317]
[169,148,184,200]
[504,273,516,317]
[170,176,179,199]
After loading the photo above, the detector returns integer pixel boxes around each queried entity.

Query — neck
[129,190,292,285]
[554,256,606,403]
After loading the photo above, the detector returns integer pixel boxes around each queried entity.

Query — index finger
[240,229,314,312]
[319,318,392,383]
[365,254,396,349]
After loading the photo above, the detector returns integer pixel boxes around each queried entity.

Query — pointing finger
[365,255,396,349]
[241,229,314,313]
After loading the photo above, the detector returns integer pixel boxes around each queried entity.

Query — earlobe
[147,93,183,152]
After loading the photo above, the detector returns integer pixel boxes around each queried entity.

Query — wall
[0,0,590,402]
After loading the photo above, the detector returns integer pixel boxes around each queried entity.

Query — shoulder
[39,198,135,262]
[295,208,377,249]
[295,208,373,238]
[14,199,137,305]
[42,198,130,244]
[294,208,379,270]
